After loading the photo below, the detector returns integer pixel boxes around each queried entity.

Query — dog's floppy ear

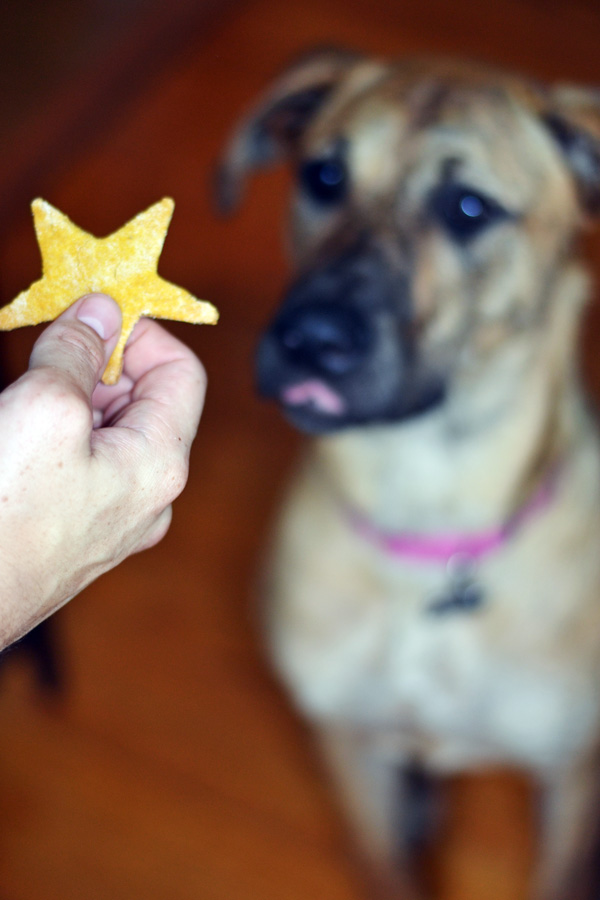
[216,47,361,213]
[542,85,600,215]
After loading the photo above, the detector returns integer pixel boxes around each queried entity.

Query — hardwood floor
[0,1,598,898]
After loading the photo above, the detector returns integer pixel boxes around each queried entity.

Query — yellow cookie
[0,198,218,384]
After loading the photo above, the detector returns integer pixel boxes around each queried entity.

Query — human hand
[0,293,207,649]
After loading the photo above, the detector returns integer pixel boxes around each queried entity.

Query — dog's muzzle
[256,246,447,434]
[273,302,373,377]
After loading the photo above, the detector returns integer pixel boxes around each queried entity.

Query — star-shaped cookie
[0,198,218,384]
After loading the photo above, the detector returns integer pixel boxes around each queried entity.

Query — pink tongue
[282,380,346,415]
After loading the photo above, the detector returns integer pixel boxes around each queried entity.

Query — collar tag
[426,553,485,616]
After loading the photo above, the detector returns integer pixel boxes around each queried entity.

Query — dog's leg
[398,761,442,860]
[316,725,436,899]
[535,757,600,900]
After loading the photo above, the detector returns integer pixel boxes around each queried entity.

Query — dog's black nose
[274,303,371,376]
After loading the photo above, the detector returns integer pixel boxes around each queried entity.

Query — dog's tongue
[282,380,346,415]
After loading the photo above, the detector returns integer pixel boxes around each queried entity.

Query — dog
[219,49,600,899]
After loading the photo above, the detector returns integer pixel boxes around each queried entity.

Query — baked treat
[0,198,218,384]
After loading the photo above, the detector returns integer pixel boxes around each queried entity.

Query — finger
[112,319,207,451]
[91,373,135,427]
[29,294,122,398]
[92,373,134,410]
[93,387,133,428]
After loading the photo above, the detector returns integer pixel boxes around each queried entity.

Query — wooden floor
[0,1,600,898]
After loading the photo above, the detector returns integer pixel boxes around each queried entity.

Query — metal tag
[426,554,485,616]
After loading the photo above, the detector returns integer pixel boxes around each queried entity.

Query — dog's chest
[372,590,591,769]
[269,502,600,771]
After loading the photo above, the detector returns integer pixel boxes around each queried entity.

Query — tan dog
[219,50,600,899]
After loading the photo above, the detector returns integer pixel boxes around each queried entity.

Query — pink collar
[347,465,560,566]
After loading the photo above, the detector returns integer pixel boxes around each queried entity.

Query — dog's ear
[215,47,361,214]
[542,85,600,215]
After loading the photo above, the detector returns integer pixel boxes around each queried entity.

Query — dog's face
[219,53,600,433]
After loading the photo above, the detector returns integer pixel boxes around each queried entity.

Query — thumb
[28,294,122,396]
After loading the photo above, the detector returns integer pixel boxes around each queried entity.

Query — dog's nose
[274,303,371,376]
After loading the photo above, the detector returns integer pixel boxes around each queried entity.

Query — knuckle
[189,353,208,391]
[137,507,173,553]
[119,437,189,515]
[144,443,189,508]
[188,355,208,410]
[171,455,190,498]
[158,453,189,506]
[139,416,193,507]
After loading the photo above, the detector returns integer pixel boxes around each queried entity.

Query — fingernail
[77,293,121,340]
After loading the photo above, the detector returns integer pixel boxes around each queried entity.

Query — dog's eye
[299,157,348,205]
[430,184,509,241]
